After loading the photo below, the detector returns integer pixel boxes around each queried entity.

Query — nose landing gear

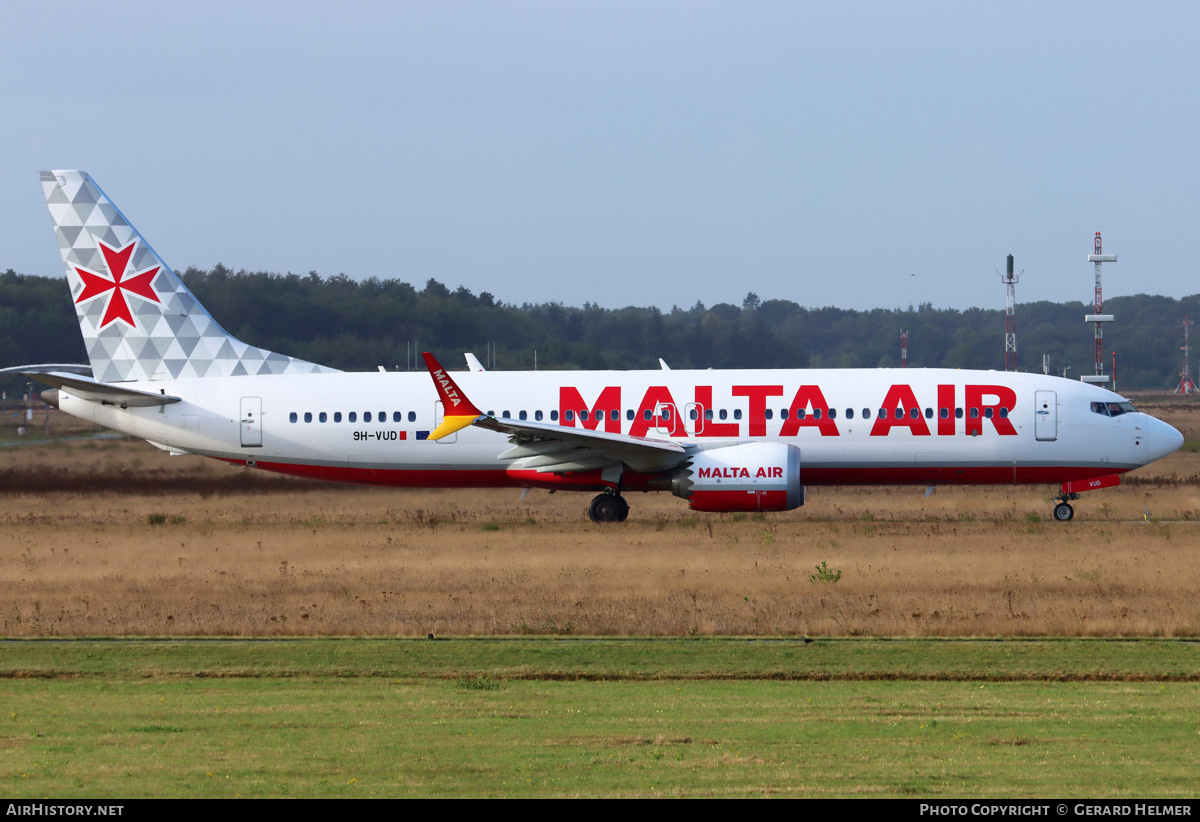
[1051,474,1122,522]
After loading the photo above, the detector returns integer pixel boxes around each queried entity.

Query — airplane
[26,170,1184,523]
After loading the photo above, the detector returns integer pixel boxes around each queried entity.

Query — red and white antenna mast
[900,329,909,368]
[998,253,1020,371]
[1082,231,1116,385]
[1177,316,1196,394]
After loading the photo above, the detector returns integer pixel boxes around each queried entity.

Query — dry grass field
[2,396,1198,638]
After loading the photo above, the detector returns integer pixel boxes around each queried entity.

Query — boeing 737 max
[26,171,1183,522]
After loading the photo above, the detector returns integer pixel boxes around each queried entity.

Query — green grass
[1,638,1197,798]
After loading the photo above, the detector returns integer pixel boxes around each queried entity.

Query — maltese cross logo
[73,240,161,328]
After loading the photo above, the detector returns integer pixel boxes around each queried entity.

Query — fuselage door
[1034,390,1057,442]
[240,396,262,447]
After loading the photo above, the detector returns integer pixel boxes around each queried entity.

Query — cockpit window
[1091,401,1138,417]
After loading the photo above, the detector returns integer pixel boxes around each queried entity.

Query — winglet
[422,352,485,440]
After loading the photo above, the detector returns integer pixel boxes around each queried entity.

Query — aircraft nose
[1146,416,1184,463]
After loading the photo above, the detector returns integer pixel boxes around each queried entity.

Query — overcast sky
[3,1,1197,312]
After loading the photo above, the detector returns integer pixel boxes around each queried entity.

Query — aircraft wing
[24,371,181,408]
[475,414,687,474]
[422,352,688,475]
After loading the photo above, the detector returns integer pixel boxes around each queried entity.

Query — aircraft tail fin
[40,170,336,382]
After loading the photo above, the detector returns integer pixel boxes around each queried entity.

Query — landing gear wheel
[588,493,627,523]
[1053,502,1075,522]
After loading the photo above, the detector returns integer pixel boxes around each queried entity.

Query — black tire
[1053,502,1074,522]
[589,494,620,523]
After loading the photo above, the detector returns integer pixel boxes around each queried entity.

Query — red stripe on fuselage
[219,458,1129,490]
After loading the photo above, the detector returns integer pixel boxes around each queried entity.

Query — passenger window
[910,408,919,420]
[970,408,979,419]
[733,409,742,420]
[550,410,559,421]
[955,408,963,419]
[862,408,871,419]
[939,408,949,419]
[393,412,402,423]
[999,408,1008,419]
[814,408,823,419]
[535,410,543,421]
[627,409,635,421]
[765,409,773,420]
[797,409,806,420]
[304,412,312,423]
[289,412,297,423]
[985,408,994,419]
[519,410,528,420]
[364,412,372,423]
[319,412,327,423]
[408,411,416,422]
[565,410,575,422]
[826,408,834,419]
[349,412,357,423]
[845,408,853,420]
[924,408,933,419]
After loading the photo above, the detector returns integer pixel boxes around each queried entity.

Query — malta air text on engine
[556,383,1019,438]
[698,465,786,479]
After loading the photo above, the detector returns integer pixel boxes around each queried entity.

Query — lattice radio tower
[1177,316,1197,394]
[998,253,1020,371]
[1082,231,1117,384]
[900,329,909,368]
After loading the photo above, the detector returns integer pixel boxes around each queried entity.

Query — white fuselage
[57,367,1180,491]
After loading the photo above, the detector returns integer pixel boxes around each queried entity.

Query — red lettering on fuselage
[628,386,687,437]
[733,385,783,437]
[559,385,622,432]
[551,382,1017,439]
[778,386,840,437]
[937,384,955,436]
[966,385,1018,436]
[870,385,931,437]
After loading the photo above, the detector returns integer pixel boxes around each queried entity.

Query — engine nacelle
[670,442,804,512]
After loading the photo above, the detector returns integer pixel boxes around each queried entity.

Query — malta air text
[558,384,1019,438]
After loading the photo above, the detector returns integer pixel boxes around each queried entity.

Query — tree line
[2,265,1197,393]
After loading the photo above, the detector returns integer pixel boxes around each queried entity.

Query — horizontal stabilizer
[0,363,92,377]
[25,371,180,408]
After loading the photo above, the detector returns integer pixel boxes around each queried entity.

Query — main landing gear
[1053,492,1079,522]
[588,491,630,523]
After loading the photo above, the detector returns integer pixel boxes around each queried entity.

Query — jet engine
[669,442,804,512]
